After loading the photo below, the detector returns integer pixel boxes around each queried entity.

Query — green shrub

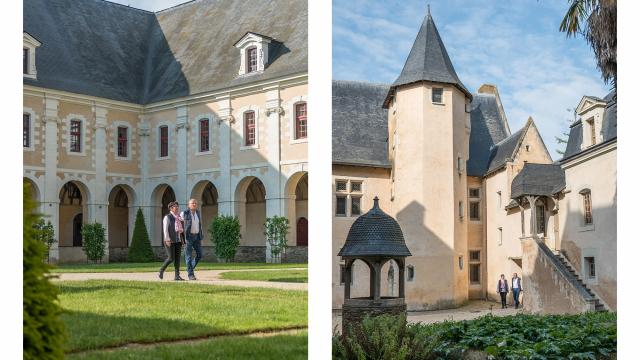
[333,312,617,359]
[33,219,56,263]
[264,216,290,262]
[81,222,106,262]
[127,208,155,262]
[209,215,241,262]
[334,314,410,360]
[23,182,66,359]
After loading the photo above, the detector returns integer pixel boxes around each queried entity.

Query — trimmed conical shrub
[127,208,155,262]
[23,182,66,359]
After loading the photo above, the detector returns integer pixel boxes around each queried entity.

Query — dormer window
[234,32,273,76]
[247,47,258,73]
[23,32,41,79]
[586,118,596,146]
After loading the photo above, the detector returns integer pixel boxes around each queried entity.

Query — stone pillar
[525,196,539,239]
[92,105,109,262]
[217,98,234,216]
[175,105,189,206]
[137,119,153,245]
[264,87,284,262]
[42,97,60,263]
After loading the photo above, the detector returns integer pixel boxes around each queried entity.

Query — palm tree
[560,0,616,86]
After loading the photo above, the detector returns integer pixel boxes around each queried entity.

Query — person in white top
[512,272,523,309]
[182,198,204,280]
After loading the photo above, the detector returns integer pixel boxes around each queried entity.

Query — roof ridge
[90,0,154,14]
[333,79,390,87]
[155,0,198,13]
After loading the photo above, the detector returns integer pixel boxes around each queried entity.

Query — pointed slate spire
[384,8,471,107]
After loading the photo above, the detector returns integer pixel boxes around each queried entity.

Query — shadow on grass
[57,282,153,294]
[268,277,307,283]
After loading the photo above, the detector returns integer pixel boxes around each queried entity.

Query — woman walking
[159,201,186,281]
[496,274,509,309]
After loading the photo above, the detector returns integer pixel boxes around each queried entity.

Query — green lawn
[52,262,307,273]
[68,332,308,360]
[220,269,308,283]
[58,280,307,352]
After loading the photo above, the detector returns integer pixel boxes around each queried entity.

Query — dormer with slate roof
[234,32,273,76]
[23,32,41,80]
[575,95,607,149]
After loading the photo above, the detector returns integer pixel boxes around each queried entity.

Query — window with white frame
[244,111,256,146]
[294,102,307,140]
[199,118,210,152]
[234,32,272,76]
[69,119,82,153]
[584,256,596,279]
[116,126,128,158]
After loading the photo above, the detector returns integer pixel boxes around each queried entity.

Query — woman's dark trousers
[160,242,182,279]
[500,291,508,308]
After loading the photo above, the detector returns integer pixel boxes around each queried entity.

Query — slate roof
[338,197,411,258]
[332,80,390,168]
[467,93,511,176]
[562,89,617,161]
[511,163,566,199]
[23,0,307,104]
[384,11,471,107]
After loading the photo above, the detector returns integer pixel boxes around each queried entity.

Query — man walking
[496,274,509,309]
[512,272,523,309]
[159,201,185,281]
[183,198,204,280]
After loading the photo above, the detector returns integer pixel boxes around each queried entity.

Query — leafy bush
[333,312,617,359]
[334,314,410,360]
[209,215,241,262]
[127,208,155,262]
[264,216,290,262]
[33,218,56,263]
[81,222,106,262]
[23,182,66,359]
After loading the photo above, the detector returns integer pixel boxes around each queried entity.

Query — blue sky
[333,0,610,158]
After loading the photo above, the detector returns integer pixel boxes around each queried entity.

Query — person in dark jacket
[496,274,509,308]
[512,272,523,309]
[159,201,185,281]
[182,198,204,280]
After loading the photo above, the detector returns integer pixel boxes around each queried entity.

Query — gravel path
[53,268,307,291]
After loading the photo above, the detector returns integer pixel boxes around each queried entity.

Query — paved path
[54,268,307,291]
[333,300,522,331]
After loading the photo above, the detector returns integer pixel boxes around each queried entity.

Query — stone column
[137,118,153,245]
[42,97,60,263]
[175,105,189,206]
[525,196,539,239]
[264,87,284,262]
[92,105,109,262]
[216,97,234,216]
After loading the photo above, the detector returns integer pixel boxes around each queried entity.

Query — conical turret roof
[384,9,471,107]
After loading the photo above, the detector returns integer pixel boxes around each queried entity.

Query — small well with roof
[338,196,412,333]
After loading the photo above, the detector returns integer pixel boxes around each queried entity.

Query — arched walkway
[58,181,89,247]
[108,185,135,261]
[190,181,218,245]
[234,177,266,247]
[284,172,308,246]
[23,177,40,203]
[151,184,176,246]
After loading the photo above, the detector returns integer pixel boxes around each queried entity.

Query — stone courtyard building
[332,11,616,314]
[23,0,308,263]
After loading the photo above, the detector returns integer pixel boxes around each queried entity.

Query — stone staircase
[553,251,606,312]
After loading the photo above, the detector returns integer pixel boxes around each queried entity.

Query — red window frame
[295,102,307,139]
[159,125,168,157]
[247,47,257,73]
[70,119,82,152]
[23,48,29,74]
[23,113,30,148]
[199,118,210,152]
[117,126,128,157]
[244,111,256,146]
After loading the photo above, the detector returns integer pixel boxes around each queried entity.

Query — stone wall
[284,246,308,263]
[108,247,129,262]
[152,245,266,263]
[521,237,596,314]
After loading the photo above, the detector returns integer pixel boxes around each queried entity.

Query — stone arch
[151,184,176,246]
[107,184,136,260]
[234,176,266,247]
[348,258,374,299]
[380,258,402,298]
[190,180,219,245]
[23,177,40,203]
[58,180,91,262]
[284,171,308,246]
